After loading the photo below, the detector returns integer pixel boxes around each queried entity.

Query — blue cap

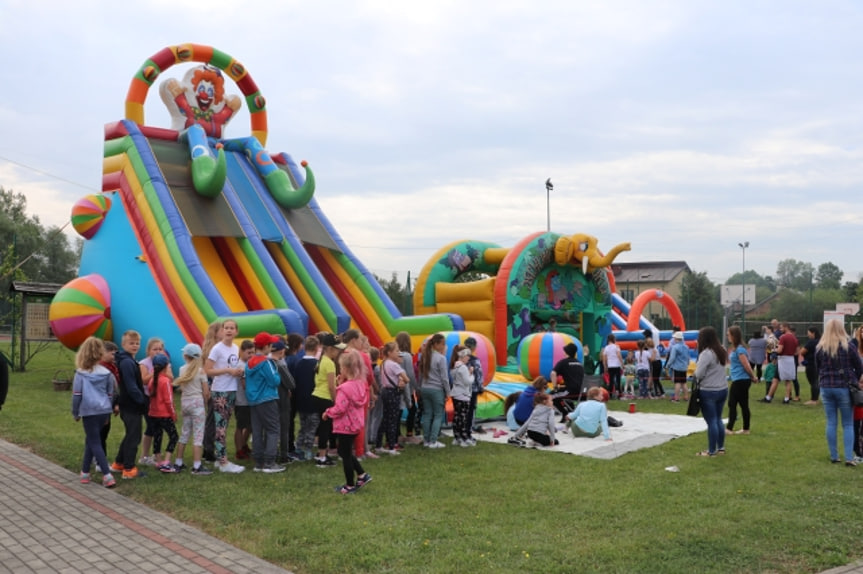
[271,340,286,351]
[152,353,169,368]
[181,343,202,358]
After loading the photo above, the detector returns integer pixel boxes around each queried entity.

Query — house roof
[8,281,63,296]
[611,261,691,284]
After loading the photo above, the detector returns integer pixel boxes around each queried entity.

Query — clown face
[195,80,216,111]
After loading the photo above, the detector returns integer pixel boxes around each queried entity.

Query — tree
[679,271,723,330]
[815,262,843,290]
[775,259,814,291]
[374,272,412,315]
[725,269,770,289]
[842,281,859,302]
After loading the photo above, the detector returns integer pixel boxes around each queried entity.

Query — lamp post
[738,241,749,336]
[545,178,553,232]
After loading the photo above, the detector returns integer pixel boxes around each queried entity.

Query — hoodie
[115,349,147,413]
[324,378,369,435]
[71,365,116,418]
[244,355,280,406]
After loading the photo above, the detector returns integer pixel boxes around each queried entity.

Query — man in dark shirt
[550,343,585,422]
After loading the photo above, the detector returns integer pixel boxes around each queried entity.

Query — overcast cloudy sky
[2,1,862,287]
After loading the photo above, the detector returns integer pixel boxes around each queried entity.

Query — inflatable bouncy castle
[49,44,695,417]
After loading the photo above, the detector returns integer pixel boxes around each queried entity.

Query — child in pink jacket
[324,351,372,494]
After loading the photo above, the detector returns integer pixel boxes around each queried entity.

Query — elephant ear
[554,237,573,266]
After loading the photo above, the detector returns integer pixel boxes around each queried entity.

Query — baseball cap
[181,343,202,358]
[334,343,348,350]
[152,353,170,368]
[253,332,280,348]
[672,331,684,340]
[464,336,477,349]
[271,339,286,351]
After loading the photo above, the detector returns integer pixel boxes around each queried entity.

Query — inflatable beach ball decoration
[49,274,112,349]
[428,331,496,385]
[517,332,582,380]
[71,194,112,240]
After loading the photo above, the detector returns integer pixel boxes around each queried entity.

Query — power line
[0,154,98,192]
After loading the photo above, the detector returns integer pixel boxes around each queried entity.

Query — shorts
[673,370,688,384]
[234,405,251,431]
[777,356,796,381]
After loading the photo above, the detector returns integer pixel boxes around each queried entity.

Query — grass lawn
[1,344,861,573]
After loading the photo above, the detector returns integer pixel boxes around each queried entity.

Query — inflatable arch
[624,289,685,332]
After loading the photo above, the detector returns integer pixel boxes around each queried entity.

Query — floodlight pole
[738,241,749,336]
[545,178,553,232]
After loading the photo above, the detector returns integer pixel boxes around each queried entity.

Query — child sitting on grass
[566,387,612,440]
[508,392,558,447]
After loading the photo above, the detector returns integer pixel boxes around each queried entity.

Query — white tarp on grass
[444,411,708,460]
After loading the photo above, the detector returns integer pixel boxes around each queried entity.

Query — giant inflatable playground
[49,44,696,417]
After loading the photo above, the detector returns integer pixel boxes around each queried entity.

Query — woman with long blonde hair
[815,319,863,466]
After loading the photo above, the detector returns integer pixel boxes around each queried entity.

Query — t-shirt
[778,332,798,356]
[208,342,240,392]
[313,355,335,401]
[179,365,206,401]
[603,344,622,368]
[729,345,750,381]
[635,350,651,371]
[552,357,585,394]
[381,359,405,390]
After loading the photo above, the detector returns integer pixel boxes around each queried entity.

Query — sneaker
[464,438,477,447]
[459,439,472,448]
[110,462,125,472]
[218,461,245,474]
[364,450,381,459]
[316,457,336,468]
[782,398,791,404]
[379,448,400,455]
[472,426,487,435]
[158,463,177,474]
[392,443,404,451]
[287,451,305,462]
[507,436,526,447]
[430,441,446,449]
[79,472,90,485]
[356,473,372,488]
[172,463,186,473]
[262,463,287,474]
[191,465,213,476]
[138,455,155,466]
[452,439,463,447]
[122,467,145,480]
[102,475,116,489]
[335,484,357,494]
[760,397,772,403]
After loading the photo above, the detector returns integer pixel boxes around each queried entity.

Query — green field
[0,344,860,574]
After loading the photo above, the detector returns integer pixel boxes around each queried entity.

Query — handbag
[686,377,701,417]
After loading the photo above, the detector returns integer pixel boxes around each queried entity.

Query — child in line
[245,332,285,473]
[201,320,223,462]
[148,353,179,473]
[450,347,475,447]
[111,330,148,480]
[635,340,652,399]
[234,340,254,460]
[760,355,780,403]
[622,353,636,398]
[173,343,212,475]
[566,387,612,440]
[376,342,408,454]
[139,337,171,466]
[291,335,320,460]
[270,338,297,464]
[72,337,117,488]
[509,392,558,447]
[98,340,120,459]
[323,351,372,494]
[204,319,245,473]
[366,347,383,454]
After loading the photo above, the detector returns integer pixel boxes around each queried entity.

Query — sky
[1,1,862,288]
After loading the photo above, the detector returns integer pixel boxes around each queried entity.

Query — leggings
[451,398,471,441]
[376,387,401,448]
[651,361,664,396]
[527,430,556,446]
[607,367,622,396]
[806,365,819,401]
[82,414,111,474]
[335,432,365,487]
[726,379,751,432]
[211,391,236,461]
[151,417,179,455]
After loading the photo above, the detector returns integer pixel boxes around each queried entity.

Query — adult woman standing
[725,326,757,435]
[694,326,729,457]
[814,319,863,466]
[419,333,450,448]
[747,330,766,382]
[602,334,624,399]
[799,326,821,405]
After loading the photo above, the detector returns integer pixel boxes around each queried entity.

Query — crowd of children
[70,325,492,494]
